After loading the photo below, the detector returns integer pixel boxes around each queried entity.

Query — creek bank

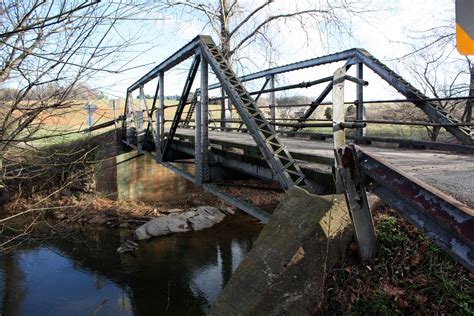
[43,196,235,231]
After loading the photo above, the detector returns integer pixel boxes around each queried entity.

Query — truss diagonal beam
[296,63,353,129]
[162,54,201,159]
[198,36,310,190]
[353,49,472,145]
[183,89,200,127]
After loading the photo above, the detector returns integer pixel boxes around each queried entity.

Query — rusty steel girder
[336,144,474,272]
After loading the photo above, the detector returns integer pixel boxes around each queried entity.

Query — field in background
[32,98,463,146]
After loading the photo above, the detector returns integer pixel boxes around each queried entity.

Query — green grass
[324,209,474,315]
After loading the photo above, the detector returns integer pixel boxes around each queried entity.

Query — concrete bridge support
[210,187,353,315]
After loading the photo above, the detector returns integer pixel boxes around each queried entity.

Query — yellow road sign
[456,0,474,55]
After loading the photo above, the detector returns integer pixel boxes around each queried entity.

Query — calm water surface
[0,152,263,315]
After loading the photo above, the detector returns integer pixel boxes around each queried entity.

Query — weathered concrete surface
[210,187,353,316]
[135,206,226,240]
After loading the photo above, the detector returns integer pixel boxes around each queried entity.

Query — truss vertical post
[220,88,226,131]
[332,67,346,192]
[156,72,165,161]
[144,79,160,147]
[356,62,366,137]
[195,103,203,186]
[126,92,134,145]
[137,86,147,151]
[335,144,378,262]
[269,75,277,129]
[196,55,210,186]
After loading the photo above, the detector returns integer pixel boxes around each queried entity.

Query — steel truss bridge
[121,35,474,272]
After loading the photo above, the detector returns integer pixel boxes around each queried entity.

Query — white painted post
[332,67,346,192]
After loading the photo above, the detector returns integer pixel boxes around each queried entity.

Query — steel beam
[128,36,200,92]
[195,54,210,186]
[356,62,366,137]
[201,57,210,183]
[335,145,378,261]
[208,49,359,90]
[198,35,311,190]
[353,49,472,145]
[158,160,271,223]
[144,79,160,147]
[156,73,165,161]
[353,145,474,271]
[125,92,134,145]
[162,55,201,160]
[269,75,276,127]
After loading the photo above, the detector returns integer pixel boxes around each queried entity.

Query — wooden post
[332,67,346,192]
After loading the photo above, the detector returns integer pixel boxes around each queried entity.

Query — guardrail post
[356,62,366,137]
[332,67,346,192]
[156,72,165,161]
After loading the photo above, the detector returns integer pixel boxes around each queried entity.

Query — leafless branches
[157,0,371,66]
[398,19,473,130]
[0,0,160,191]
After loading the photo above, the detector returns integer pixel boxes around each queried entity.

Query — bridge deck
[175,128,474,207]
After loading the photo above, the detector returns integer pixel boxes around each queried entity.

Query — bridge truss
[122,35,473,272]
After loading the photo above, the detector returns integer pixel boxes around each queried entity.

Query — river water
[0,152,263,315]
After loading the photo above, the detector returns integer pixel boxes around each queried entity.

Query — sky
[93,0,463,102]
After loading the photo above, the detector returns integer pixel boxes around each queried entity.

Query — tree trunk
[219,0,231,61]
[430,126,441,141]
[462,65,473,123]
[219,0,232,130]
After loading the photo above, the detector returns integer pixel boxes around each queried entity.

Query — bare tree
[158,0,371,68]
[0,0,156,190]
[157,0,371,126]
[399,19,473,129]
[402,42,468,141]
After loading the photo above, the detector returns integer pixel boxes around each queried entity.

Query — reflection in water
[1,149,263,315]
[96,152,200,202]
[0,214,262,315]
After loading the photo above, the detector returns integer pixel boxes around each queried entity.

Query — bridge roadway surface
[174,128,474,207]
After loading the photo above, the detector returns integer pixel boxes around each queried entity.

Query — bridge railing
[330,67,473,272]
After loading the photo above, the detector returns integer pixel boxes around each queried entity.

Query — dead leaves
[382,283,409,309]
